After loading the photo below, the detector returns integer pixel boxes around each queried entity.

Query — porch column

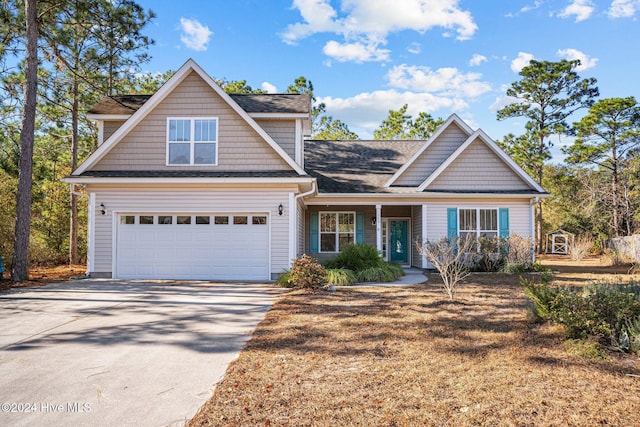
[421,204,428,268]
[376,204,382,255]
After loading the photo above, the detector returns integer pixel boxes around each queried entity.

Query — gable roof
[74,59,307,176]
[417,128,545,193]
[384,114,474,187]
[304,139,424,193]
[88,93,310,116]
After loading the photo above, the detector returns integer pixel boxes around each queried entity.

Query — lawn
[190,255,640,426]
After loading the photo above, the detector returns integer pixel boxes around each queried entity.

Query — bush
[324,243,381,271]
[275,270,294,287]
[288,254,327,289]
[522,278,640,353]
[570,234,593,262]
[326,268,358,286]
[324,243,404,284]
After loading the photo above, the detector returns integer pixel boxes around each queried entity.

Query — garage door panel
[116,213,270,280]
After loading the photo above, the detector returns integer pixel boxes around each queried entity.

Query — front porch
[304,204,428,268]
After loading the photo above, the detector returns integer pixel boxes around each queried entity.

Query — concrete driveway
[0,279,281,427]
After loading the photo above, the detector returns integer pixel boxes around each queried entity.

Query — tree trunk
[536,135,544,254]
[11,0,38,281]
[611,142,620,237]
[69,79,79,264]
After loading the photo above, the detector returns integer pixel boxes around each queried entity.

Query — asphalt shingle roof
[304,139,424,193]
[88,93,310,115]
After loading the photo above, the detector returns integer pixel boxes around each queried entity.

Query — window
[214,216,229,225]
[167,117,218,165]
[158,215,173,224]
[139,215,154,225]
[195,216,210,224]
[319,212,355,252]
[458,209,498,240]
[233,216,248,225]
[177,215,191,224]
[252,216,267,225]
[121,215,135,224]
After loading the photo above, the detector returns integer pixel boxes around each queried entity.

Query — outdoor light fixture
[278,204,283,216]
[371,217,376,226]
[100,203,106,215]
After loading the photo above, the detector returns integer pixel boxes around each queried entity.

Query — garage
[115,213,270,280]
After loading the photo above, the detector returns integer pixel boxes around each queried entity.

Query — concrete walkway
[348,267,428,288]
[0,279,281,427]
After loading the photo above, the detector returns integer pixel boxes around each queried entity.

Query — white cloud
[281,0,340,44]
[557,48,599,70]
[319,90,468,138]
[407,42,421,54]
[469,54,488,66]
[608,0,640,18]
[386,64,491,98]
[261,82,278,93]
[282,0,477,62]
[506,1,543,17]
[322,39,390,63]
[511,52,535,72]
[178,18,213,51]
[558,0,595,22]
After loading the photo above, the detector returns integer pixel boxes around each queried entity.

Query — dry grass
[190,255,640,427]
[0,264,86,291]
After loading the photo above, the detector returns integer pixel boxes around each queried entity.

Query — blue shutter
[447,208,458,240]
[356,212,365,244]
[499,208,510,239]
[310,212,319,252]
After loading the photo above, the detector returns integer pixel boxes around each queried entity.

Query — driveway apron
[0,279,281,427]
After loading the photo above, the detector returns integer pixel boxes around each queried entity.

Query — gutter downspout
[531,196,539,263]
[289,181,316,263]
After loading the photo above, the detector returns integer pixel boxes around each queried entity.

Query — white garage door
[115,213,270,280]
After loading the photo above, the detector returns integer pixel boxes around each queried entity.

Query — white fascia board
[62,176,316,186]
[304,192,549,205]
[416,129,546,193]
[74,60,198,175]
[384,113,474,187]
[416,130,480,191]
[474,128,546,193]
[75,59,307,176]
[86,114,132,121]
[250,113,309,119]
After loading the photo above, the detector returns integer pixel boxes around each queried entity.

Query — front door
[389,220,409,264]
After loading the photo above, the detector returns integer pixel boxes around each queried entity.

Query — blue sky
[135,0,639,160]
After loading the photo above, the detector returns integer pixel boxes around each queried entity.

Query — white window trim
[166,117,219,166]
[458,208,499,239]
[319,211,356,253]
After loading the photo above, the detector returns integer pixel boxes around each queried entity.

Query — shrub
[326,268,357,286]
[522,278,640,353]
[418,236,477,299]
[275,270,294,288]
[324,243,404,284]
[288,254,327,289]
[570,234,593,262]
[602,248,633,266]
[324,243,381,271]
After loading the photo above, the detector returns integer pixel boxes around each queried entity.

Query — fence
[608,234,640,263]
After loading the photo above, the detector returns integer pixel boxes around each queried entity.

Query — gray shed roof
[88,93,310,115]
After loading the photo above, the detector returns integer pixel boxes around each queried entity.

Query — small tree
[418,236,476,299]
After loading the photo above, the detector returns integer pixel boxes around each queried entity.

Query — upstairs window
[167,118,218,165]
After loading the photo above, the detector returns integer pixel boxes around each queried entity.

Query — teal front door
[389,220,409,264]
